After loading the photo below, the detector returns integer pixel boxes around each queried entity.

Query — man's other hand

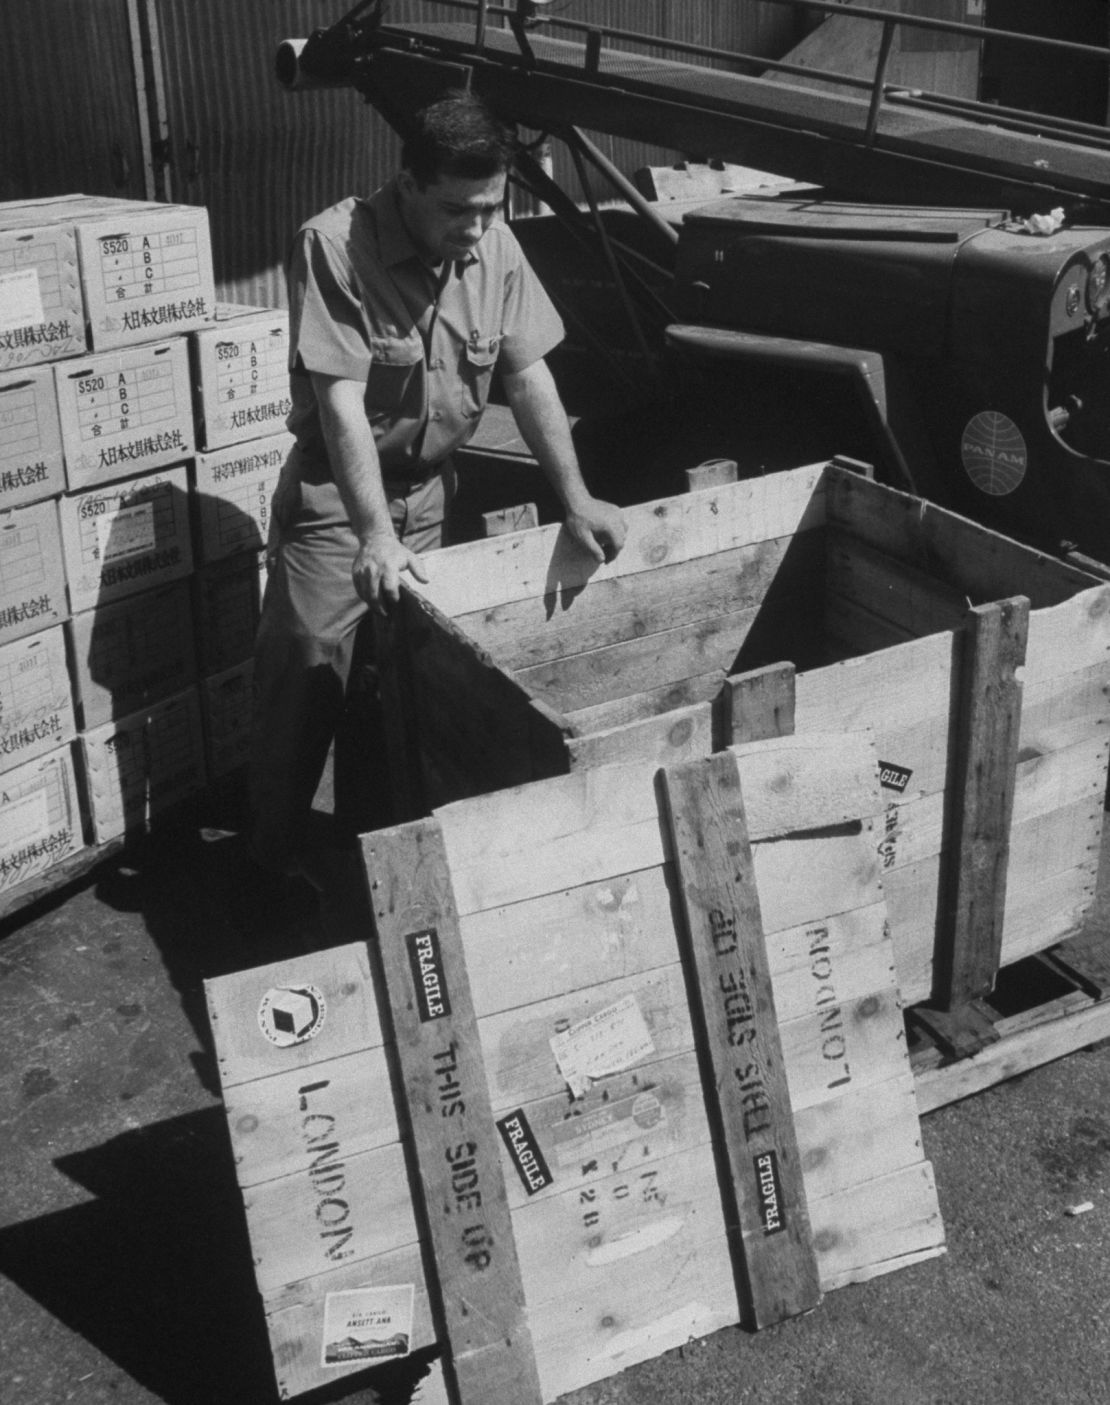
[565,497,628,564]
[352,532,429,613]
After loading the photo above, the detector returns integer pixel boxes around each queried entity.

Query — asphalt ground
[2,810,1109,1405]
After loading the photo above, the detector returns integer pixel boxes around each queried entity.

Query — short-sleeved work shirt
[286,180,565,484]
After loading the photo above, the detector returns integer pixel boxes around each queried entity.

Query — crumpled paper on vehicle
[1022,207,1066,236]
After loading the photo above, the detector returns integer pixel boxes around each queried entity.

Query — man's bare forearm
[312,372,395,544]
[503,358,628,561]
[310,370,428,607]
[502,358,595,510]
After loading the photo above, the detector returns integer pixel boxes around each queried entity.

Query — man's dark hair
[401,90,514,186]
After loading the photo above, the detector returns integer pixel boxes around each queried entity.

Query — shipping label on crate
[55,339,193,490]
[68,579,196,730]
[74,205,216,350]
[202,659,254,778]
[194,552,267,674]
[59,465,193,612]
[0,497,68,647]
[80,687,205,843]
[0,226,87,371]
[193,433,291,563]
[320,1284,414,1368]
[192,306,292,451]
[0,366,65,508]
[0,628,76,775]
[0,746,83,895]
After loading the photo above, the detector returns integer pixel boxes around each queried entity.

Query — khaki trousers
[248,449,453,872]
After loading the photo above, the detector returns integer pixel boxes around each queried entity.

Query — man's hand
[352,531,429,613]
[565,496,628,564]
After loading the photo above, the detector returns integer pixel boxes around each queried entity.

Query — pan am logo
[257,984,327,1047]
[961,411,1028,496]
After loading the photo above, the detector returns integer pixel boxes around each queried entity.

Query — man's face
[396,169,507,264]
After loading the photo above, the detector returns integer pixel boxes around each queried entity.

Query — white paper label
[321,1285,414,1368]
[0,268,46,334]
[550,994,655,1099]
[0,789,49,860]
[98,501,156,562]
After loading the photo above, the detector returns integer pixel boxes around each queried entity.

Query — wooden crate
[206,733,944,1402]
[386,460,1110,1010]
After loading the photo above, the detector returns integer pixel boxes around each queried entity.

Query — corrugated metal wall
[536,1,803,203]
[2,0,149,204]
[3,2,805,307]
[152,1,445,307]
[151,0,805,306]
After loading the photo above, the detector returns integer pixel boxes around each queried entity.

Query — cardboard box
[193,433,290,562]
[387,461,1110,1009]
[0,194,216,351]
[202,659,253,778]
[194,552,267,674]
[54,338,193,490]
[191,304,291,450]
[59,465,193,613]
[0,745,84,896]
[0,211,87,371]
[0,628,76,775]
[68,579,196,730]
[0,365,66,508]
[0,497,68,647]
[80,687,205,843]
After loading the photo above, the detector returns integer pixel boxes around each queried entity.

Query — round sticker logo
[632,1091,664,1131]
[961,411,1028,496]
[257,984,327,1047]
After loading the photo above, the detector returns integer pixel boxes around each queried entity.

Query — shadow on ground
[0,1105,442,1405]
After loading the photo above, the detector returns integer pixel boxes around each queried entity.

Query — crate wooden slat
[661,751,821,1327]
[206,731,944,1402]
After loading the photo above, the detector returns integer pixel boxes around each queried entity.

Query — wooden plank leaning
[362,819,543,1405]
[662,751,822,1328]
[937,595,1030,1009]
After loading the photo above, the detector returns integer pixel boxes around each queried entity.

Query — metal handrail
[415,0,1110,144]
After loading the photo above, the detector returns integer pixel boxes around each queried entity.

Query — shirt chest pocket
[459,335,500,420]
[365,333,424,421]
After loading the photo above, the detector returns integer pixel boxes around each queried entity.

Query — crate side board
[414,463,829,618]
[825,465,1097,608]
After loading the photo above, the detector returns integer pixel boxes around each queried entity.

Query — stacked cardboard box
[190,304,292,780]
[0,195,289,903]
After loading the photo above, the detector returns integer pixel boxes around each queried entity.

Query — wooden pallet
[205,732,944,1402]
[910,926,1110,1115]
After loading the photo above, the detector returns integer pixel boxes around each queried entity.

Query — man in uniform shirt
[249,90,627,881]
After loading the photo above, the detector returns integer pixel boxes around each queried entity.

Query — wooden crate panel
[207,730,944,1402]
[245,1140,418,1295]
[794,629,957,801]
[453,533,816,670]
[392,463,1109,1029]
[207,943,384,1089]
[223,1045,397,1190]
[823,467,1092,609]
[515,605,763,712]
[262,1245,442,1400]
[413,465,827,617]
